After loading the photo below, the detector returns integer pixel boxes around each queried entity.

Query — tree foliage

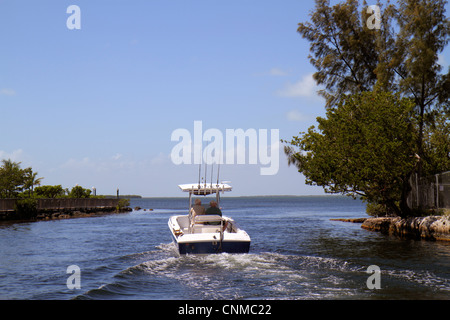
[34,185,66,198]
[297,0,449,172]
[286,0,449,217]
[0,159,42,198]
[297,0,381,106]
[68,185,92,198]
[284,92,418,217]
[422,108,450,174]
[0,159,95,199]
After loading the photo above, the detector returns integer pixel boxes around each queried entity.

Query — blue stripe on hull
[178,241,250,255]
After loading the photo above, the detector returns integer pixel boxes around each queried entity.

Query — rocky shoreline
[331,216,450,241]
[361,216,450,241]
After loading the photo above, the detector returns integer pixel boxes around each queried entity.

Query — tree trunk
[399,173,413,218]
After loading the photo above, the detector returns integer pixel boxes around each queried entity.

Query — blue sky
[1,1,449,197]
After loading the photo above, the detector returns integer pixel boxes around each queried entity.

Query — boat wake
[76,243,450,300]
[77,244,361,300]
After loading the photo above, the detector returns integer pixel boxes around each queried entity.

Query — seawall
[361,216,450,241]
[0,198,131,223]
[0,207,132,223]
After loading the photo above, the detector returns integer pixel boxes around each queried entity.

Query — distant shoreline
[102,195,142,199]
[134,194,354,199]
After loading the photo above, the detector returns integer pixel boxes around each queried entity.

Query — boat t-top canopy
[178,183,232,195]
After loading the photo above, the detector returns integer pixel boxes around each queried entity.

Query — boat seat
[192,226,221,234]
[191,215,223,233]
[194,215,223,224]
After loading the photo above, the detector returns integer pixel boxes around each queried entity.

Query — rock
[361,216,450,241]
[361,217,397,234]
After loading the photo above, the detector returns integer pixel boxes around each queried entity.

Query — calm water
[0,196,449,300]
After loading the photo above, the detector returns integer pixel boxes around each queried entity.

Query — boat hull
[168,215,251,255]
[175,237,250,255]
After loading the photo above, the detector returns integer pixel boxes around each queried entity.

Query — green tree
[284,92,418,217]
[22,167,43,197]
[393,0,450,175]
[0,159,23,198]
[288,0,449,215]
[14,198,38,219]
[297,0,449,174]
[0,159,43,198]
[422,107,450,174]
[35,185,66,198]
[69,185,92,198]
[297,0,390,106]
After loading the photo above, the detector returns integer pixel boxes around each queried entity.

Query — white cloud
[0,88,16,96]
[286,110,312,122]
[277,73,318,98]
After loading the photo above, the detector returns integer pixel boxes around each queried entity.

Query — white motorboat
[168,183,251,255]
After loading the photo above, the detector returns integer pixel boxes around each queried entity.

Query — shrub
[116,198,130,212]
[14,198,38,219]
